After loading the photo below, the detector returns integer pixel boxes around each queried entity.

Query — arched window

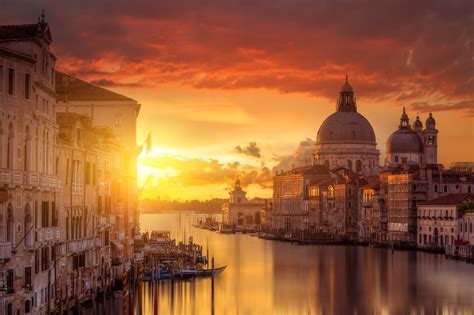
[356,160,362,172]
[0,121,3,168]
[24,126,31,171]
[43,129,49,174]
[7,122,14,169]
[24,204,33,247]
[347,160,352,170]
[7,203,14,243]
[24,300,31,313]
[324,160,329,169]
[35,127,39,172]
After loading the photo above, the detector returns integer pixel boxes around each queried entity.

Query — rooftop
[418,193,474,206]
[56,71,136,102]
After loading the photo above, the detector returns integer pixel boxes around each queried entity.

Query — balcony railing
[0,169,22,186]
[67,236,102,254]
[0,169,61,190]
[36,227,60,243]
[0,243,12,260]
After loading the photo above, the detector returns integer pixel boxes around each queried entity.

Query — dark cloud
[234,141,261,158]
[1,0,472,113]
[273,138,315,172]
[411,100,474,117]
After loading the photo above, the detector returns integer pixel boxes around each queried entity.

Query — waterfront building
[358,176,383,241]
[270,165,331,236]
[313,76,380,175]
[222,179,266,228]
[0,16,61,314]
[55,112,127,308]
[0,17,142,314]
[55,72,141,261]
[416,194,473,250]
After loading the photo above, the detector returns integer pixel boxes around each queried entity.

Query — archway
[237,212,244,225]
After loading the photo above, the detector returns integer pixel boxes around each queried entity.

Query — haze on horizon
[2,0,472,201]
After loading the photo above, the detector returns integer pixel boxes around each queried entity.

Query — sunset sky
[2,1,472,200]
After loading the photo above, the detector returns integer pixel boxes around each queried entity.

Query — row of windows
[459,222,474,233]
[419,209,455,218]
[0,65,32,99]
[419,226,454,233]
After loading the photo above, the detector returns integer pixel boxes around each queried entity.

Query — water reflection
[92,213,474,314]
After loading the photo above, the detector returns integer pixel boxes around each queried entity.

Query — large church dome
[313,75,380,175]
[316,111,376,144]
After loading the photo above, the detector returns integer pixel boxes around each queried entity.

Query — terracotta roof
[418,193,474,206]
[0,23,51,42]
[55,71,135,102]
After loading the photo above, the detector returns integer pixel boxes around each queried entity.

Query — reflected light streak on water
[93,213,474,314]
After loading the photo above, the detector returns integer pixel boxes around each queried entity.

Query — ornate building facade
[313,76,380,175]
[0,17,60,314]
[222,179,266,227]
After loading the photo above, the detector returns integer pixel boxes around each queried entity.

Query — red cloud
[2,1,471,114]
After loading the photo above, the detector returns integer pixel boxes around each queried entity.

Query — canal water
[92,213,474,314]
[138,213,474,314]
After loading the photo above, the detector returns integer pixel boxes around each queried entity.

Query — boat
[219,224,235,234]
[179,265,227,278]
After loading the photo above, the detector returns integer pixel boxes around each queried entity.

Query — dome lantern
[399,106,410,129]
[337,74,357,112]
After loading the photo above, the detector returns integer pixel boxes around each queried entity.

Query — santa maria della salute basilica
[313,75,438,173]
[269,75,473,247]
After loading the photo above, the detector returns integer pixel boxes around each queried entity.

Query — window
[444,185,448,193]
[8,68,15,95]
[0,65,3,92]
[24,73,31,99]
[434,185,438,193]
[24,267,32,287]
[25,300,31,313]
[469,186,472,193]
[114,114,122,126]
[395,156,399,162]
[34,250,39,274]
[41,201,49,228]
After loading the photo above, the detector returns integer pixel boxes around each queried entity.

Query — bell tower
[422,113,438,164]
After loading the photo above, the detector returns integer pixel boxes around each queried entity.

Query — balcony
[117,231,125,242]
[0,169,61,191]
[67,236,101,254]
[25,172,40,187]
[0,169,22,186]
[36,227,60,242]
[0,243,12,260]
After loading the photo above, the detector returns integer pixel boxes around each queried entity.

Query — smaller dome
[387,129,423,154]
[426,113,436,128]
